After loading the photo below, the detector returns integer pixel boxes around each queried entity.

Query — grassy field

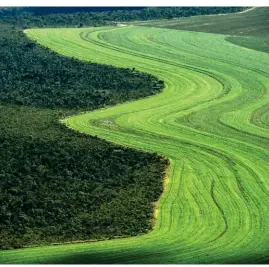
[1,22,269,263]
[135,7,269,53]
[133,7,268,37]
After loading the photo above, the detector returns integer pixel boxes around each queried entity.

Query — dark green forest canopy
[0,105,168,249]
[0,7,246,28]
[0,23,167,249]
[0,7,146,16]
[0,24,163,109]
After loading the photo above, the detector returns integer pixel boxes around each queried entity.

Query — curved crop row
[1,26,269,263]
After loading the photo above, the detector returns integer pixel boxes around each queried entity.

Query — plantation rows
[3,24,268,263]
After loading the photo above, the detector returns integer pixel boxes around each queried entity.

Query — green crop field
[135,7,269,53]
[1,17,269,263]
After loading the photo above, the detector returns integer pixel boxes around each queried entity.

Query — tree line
[0,104,168,249]
[0,24,163,110]
[0,7,246,28]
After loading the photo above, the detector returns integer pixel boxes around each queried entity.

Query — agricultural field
[1,7,269,264]
[135,7,269,53]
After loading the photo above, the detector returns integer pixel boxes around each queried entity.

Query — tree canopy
[0,23,167,250]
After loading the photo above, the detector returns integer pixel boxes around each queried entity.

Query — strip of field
[134,7,269,53]
[1,25,269,263]
[134,7,268,37]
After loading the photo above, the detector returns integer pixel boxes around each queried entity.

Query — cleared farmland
[133,7,269,37]
[135,7,269,53]
[1,24,269,263]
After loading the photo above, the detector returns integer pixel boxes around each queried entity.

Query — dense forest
[0,7,145,16]
[0,25,162,109]
[0,105,168,249]
[0,7,246,28]
[0,22,167,249]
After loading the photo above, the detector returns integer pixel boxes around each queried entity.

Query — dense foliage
[0,7,246,28]
[0,7,145,16]
[0,105,168,249]
[0,23,167,250]
[0,24,162,109]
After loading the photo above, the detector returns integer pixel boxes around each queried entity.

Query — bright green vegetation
[135,7,269,53]
[2,21,269,263]
[0,24,167,249]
